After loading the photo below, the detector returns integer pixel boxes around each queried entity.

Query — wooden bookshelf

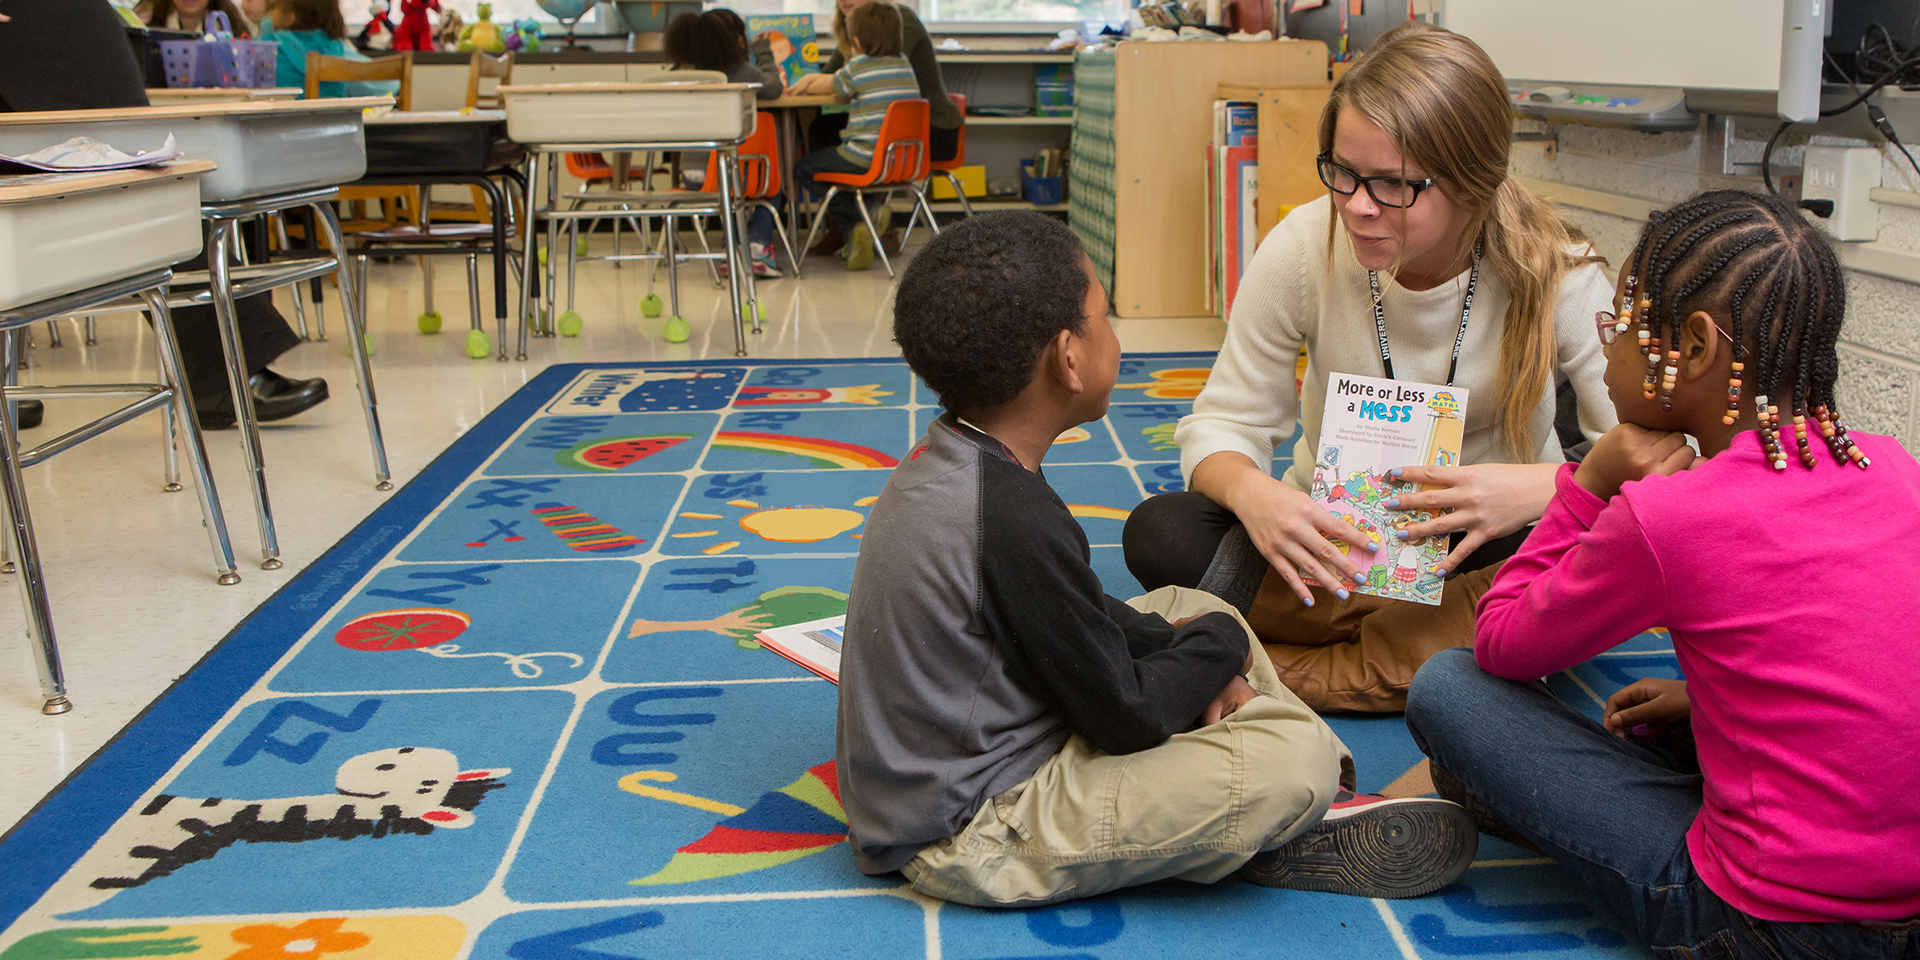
[1216,81,1335,242]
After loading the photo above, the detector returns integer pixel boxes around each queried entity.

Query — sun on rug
[0,356,1675,960]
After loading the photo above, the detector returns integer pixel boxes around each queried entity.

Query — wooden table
[145,87,302,105]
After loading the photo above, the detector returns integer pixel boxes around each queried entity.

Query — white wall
[1511,118,1920,451]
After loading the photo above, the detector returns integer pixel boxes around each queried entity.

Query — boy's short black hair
[894,211,1094,416]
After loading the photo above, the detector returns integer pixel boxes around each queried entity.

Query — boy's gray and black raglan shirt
[835,414,1248,875]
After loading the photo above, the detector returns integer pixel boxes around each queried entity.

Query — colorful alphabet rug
[0,357,1673,960]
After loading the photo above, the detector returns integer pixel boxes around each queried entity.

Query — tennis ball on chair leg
[663,316,689,343]
[464,329,491,358]
[417,311,443,333]
[640,294,664,318]
[558,310,583,337]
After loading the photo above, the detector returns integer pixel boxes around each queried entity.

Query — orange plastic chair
[927,93,972,217]
[797,98,937,278]
[703,111,798,271]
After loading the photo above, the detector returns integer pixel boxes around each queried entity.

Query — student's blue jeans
[1406,648,1920,959]
[792,145,883,241]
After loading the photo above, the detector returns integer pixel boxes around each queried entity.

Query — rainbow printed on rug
[710,432,899,469]
[531,502,647,552]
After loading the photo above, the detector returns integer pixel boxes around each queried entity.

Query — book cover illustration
[754,614,843,683]
[746,14,820,89]
[1305,372,1468,605]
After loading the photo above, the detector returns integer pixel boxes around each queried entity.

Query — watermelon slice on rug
[631,761,846,886]
[554,434,691,473]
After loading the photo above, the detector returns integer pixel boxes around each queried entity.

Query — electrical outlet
[1801,145,1881,242]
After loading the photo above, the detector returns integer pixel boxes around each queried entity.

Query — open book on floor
[755,615,844,683]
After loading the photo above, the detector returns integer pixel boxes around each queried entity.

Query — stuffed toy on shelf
[391,0,439,51]
[434,7,464,50]
[458,2,507,52]
[356,0,396,52]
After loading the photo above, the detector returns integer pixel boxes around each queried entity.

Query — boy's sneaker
[750,242,781,278]
[846,223,876,271]
[1236,790,1478,898]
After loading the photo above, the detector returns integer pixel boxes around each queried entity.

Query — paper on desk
[0,135,183,174]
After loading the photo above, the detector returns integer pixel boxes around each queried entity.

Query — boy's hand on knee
[1603,678,1690,736]
[1200,675,1258,726]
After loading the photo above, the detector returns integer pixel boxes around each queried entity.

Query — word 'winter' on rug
[0,357,1673,960]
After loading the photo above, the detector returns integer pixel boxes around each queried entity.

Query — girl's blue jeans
[1406,648,1918,959]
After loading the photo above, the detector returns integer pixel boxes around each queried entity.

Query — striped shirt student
[832,54,918,165]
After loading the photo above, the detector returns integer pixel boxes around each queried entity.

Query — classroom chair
[906,93,972,244]
[308,52,418,234]
[797,98,937,279]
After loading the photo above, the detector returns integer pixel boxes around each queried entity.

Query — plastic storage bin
[1021,162,1063,206]
[157,14,278,88]
[0,163,211,312]
[499,82,757,144]
[0,99,379,202]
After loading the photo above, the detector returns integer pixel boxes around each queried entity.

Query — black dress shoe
[247,369,328,423]
[14,399,43,430]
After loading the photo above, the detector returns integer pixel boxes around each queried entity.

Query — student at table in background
[0,0,329,431]
[787,0,959,255]
[262,0,402,98]
[136,0,257,36]
[787,0,959,163]
[665,10,785,278]
[788,1,916,272]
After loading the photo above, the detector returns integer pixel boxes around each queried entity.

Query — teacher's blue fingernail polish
[1366,541,1382,552]
[1385,498,1401,509]
[1302,595,1314,607]
[1335,588,1349,600]
[1395,529,1410,539]
[1389,467,1403,477]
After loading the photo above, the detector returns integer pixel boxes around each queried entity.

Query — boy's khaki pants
[901,586,1354,908]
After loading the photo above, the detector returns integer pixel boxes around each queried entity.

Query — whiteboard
[1443,0,1786,92]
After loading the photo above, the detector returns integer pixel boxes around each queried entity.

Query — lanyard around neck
[1365,240,1481,387]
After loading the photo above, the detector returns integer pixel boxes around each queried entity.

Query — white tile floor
[0,233,1226,833]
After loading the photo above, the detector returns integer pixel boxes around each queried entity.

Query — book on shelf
[1208,100,1258,319]
[745,14,820,89]
[1302,372,1469,606]
[755,614,844,683]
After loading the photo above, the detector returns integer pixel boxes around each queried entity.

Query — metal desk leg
[310,201,392,492]
[543,157,561,337]
[717,151,749,358]
[516,152,542,361]
[208,217,282,569]
[156,332,182,493]
[0,330,66,715]
[145,287,241,588]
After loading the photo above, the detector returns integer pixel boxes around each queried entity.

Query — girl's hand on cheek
[1574,424,1696,501]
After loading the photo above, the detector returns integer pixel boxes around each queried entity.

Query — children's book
[746,14,820,89]
[1304,372,1469,605]
[754,614,843,683]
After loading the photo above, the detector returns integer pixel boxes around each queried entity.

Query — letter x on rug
[0,357,1675,959]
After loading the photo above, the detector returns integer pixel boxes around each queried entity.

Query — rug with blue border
[0,356,1675,960]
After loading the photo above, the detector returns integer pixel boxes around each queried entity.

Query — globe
[535,0,596,23]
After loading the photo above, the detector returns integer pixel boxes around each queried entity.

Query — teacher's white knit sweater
[1177,196,1619,493]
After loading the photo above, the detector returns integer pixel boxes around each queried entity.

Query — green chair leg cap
[663,316,690,343]
[464,329,492,358]
[576,236,590,256]
[640,294,665,318]
[557,310,584,337]
[417,312,443,334]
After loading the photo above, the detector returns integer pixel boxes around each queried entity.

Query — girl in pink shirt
[1406,189,1920,958]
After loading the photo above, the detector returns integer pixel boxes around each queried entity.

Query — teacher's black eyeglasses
[1316,154,1437,209]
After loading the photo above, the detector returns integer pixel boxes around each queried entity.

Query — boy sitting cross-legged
[835,211,1479,907]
